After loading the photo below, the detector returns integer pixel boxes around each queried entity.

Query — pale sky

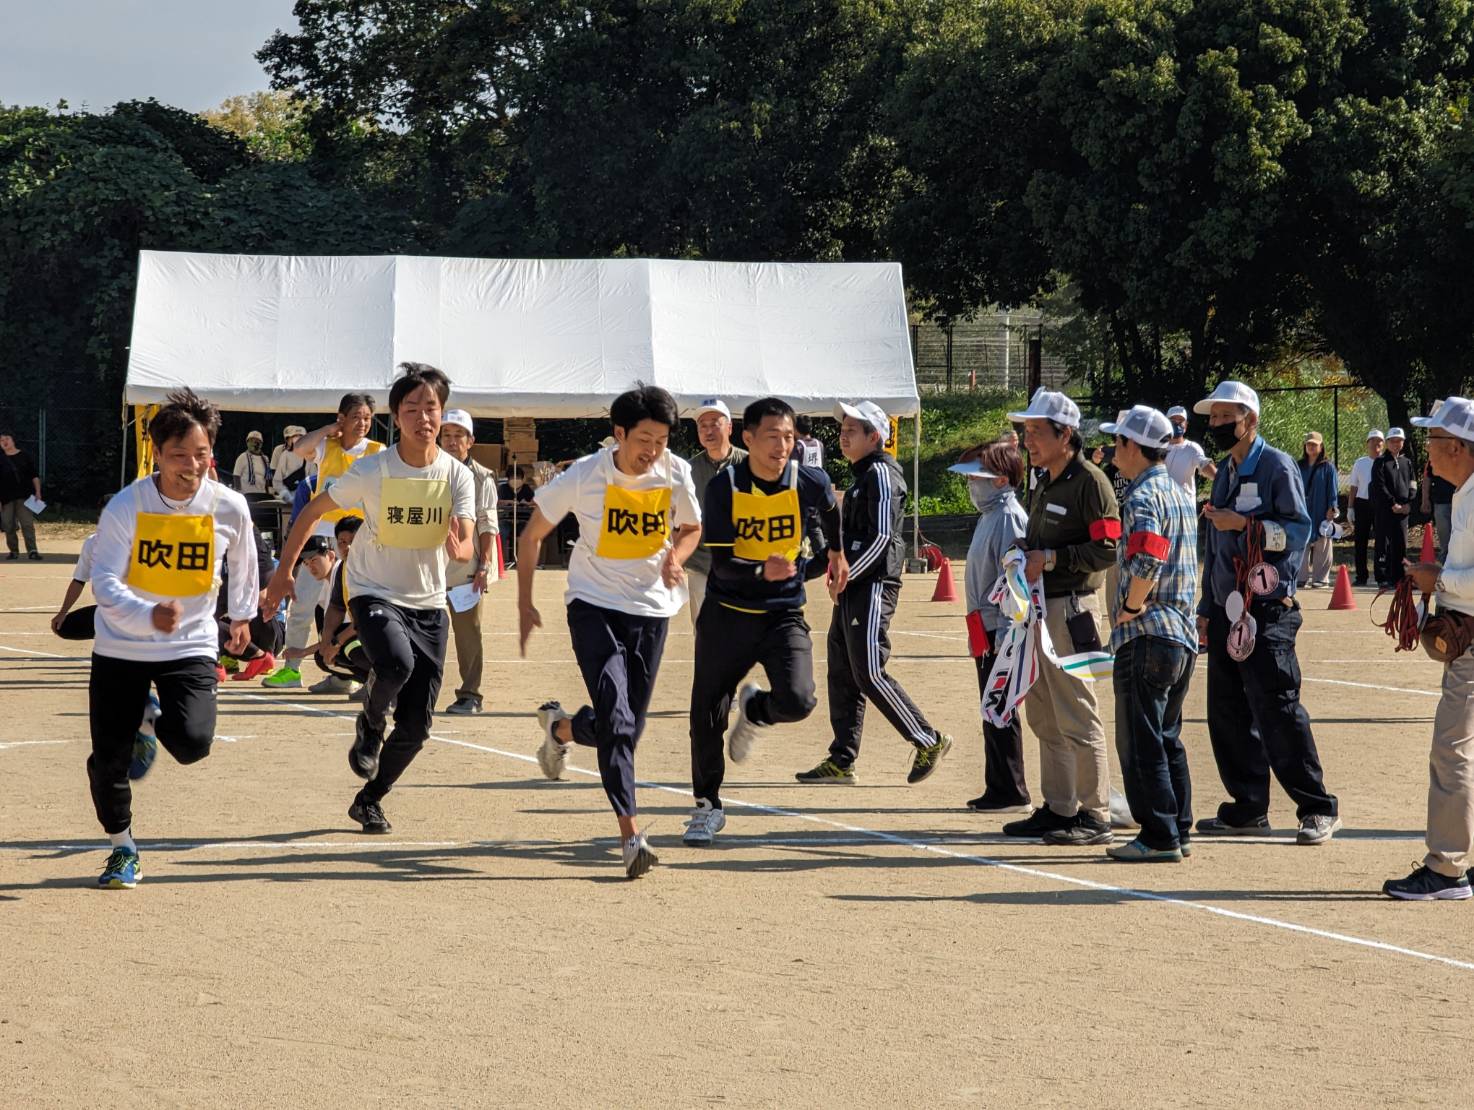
[1,1,301,114]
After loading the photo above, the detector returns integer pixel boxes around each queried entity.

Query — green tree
[201,91,315,162]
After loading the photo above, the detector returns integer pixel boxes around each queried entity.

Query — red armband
[1088,518,1122,541]
[1126,531,1170,560]
[965,610,991,658]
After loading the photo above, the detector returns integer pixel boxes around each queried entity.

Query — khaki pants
[1426,651,1474,878]
[446,559,483,702]
[1024,592,1110,822]
[1,499,37,555]
[1296,537,1333,587]
[687,568,708,632]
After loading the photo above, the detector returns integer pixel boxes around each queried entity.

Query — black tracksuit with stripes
[827,449,941,767]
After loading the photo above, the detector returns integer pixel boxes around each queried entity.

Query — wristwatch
[1043,549,1057,572]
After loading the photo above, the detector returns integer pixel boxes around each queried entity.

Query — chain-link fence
[912,309,1075,394]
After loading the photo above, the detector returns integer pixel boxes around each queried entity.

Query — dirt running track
[2,538,1470,1107]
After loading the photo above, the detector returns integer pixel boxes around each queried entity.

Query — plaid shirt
[1111,463,1199,654]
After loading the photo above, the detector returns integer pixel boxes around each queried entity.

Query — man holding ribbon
[1001,388,1121,846]
[1195,381,1341,845]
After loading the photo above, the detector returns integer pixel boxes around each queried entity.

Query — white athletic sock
[109,828,137,852]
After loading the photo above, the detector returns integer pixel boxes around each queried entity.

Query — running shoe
[98,847,141,889]
[220,655,240,674]
[347,681,369,703]
[129,694,161,781]
[907,734,953,784]
[1106,838,1182,863]
[349,712,385,780]
[1002,806,1077,838]
[1383,864,1472,900]
[726,682,765,764]
[233,651,276,682]
[1195,814,1270,836]
[965,795,1030,812]
[1042,813,1114,846]
[1297,814,1342,846]
[536,701,571,780]
[348,792,391,834]
[444,696,483,715]
[261,665,302,689]
[309,673,354,695]
[622,832,658,879]
[682,801,727,846]
[795,759,857,785]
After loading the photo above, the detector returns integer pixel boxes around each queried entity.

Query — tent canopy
[124,252,920,418]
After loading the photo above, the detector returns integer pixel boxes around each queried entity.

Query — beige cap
[1304,431,1323,445]
[283,425,306,438]
[246,430,263,442]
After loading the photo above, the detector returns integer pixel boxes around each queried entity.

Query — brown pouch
[1421,606,1474,663]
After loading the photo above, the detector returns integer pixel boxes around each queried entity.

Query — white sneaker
[726,682,766,764]
[682,801,727,847]
[536,701,571,780]
[309,673,352,695]
[622,832,659,879]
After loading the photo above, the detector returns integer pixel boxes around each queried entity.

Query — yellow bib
[377,477,452,549]
[596,483,672,560]
[317,439,385,523]
[127,511,216,597]
[732,463,803,561]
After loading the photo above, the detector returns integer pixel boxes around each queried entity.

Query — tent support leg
[913,412,922,558]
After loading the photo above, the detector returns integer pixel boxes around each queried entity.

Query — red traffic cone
[1328,565,1356,611]
[1420,523,1436,564]
[931,557,958,602]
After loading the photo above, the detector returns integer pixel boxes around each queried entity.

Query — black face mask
[1209,422,1243,451]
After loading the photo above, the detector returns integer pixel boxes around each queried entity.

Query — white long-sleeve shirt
[92,476,258,662]
[1436,472,1474,616]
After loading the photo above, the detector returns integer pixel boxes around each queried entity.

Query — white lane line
[0,740,69,750]
[0,644,71,658]
[1303,677,1440,699]
[6,840,465,853]
[1,606,61,611]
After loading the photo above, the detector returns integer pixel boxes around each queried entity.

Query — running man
[685,397,847,847]
[263,393,384,691]
[86,388,258,888]
[519,385,702,880]
[267,364,475,834]
[797,400,952,784]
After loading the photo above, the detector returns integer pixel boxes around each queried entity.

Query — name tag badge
[1046,502,1067,516]
[1235,482,1260,512]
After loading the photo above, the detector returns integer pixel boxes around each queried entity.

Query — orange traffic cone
[1328,565,1356,611]
[1419,523,1436,564]
[931,557,958,602]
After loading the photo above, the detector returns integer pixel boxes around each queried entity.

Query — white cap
[1367,428,1385,440]
[1386,426,1406,440]
[834,400,889,441]
[1411,397,1474,443]
[1006,387,1081,428]
[1166,405,1188,420]
[694,398,731,421]
[1193,381,1260,416]
[283,425,306,438]
[948,459,1000,479]
[442,408,474,433]
[1099,405,1174,450]
[246,430,263,441]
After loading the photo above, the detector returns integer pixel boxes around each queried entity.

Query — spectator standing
[438,409,499,715]
[497,465,536,568]
[269,425,309,497]
[1297,432,1339,588]
[1164,405,1218,493]
[793,415,825,469]
[232,431,270,496]
[1347,430,1383,585]
[1372,427,1415,587]
[0,429,42,560]
[685,399,747,630]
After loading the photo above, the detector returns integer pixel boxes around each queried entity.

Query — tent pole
[913,412,922,558]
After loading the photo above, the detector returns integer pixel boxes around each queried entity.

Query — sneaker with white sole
[622,832,658,879]
[309,673,353,695]
[536,701,571,780]
[1383,864,1472,900]
[1297,813,1342,846]
[682,801,727,846]
[726,682,766,764]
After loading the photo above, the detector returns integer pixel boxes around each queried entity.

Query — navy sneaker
[128,694,162,781]
[98,847,141,889]
[1383,865,1472,901]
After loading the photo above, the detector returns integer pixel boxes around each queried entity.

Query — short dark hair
[743,397,796,429]
[1047,419,1083,453]
[389,363,451,415]
[507,463,528,480]
[610,383,679,433]
[0,428,12,438]
[337,392,375,416]
[333,516,364,539]
[1139,444,1167,464]
[150,387,221,447]
[795,415,814,436]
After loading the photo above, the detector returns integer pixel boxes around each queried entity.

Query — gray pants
[1296,537,1333,587]
[1,499,37,555]
[1435,503,1453,562]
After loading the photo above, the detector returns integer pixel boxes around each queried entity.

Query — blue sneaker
[98,847,141,889]
[129,695,161,781]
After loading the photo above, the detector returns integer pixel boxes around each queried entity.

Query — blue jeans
[1113,635,1195,849]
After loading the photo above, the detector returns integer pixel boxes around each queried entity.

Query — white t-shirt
[312,438,379,536]
[91,477,258,662]
[327,446,476,610]
[533,446,702,618]
[1166,439,1209,492]
[73,533,97,582]
[1349,455,1376,500]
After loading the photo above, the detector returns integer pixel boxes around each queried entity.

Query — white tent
[124,252,920,418]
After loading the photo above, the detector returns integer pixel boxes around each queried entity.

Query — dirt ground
[3,529,1471,1108]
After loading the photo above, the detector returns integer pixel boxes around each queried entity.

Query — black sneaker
[1383,864,1471,901]
[1002,806,1077,838]
[906,734,953,784]
[1042,813,1114,846]
[966,794,1031,813]
[348,793,391,834]
[1195,814,1270,836]
[795,759,857,785]
[349,712,385,780]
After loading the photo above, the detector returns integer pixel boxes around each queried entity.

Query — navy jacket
[1199,436,1311,614]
